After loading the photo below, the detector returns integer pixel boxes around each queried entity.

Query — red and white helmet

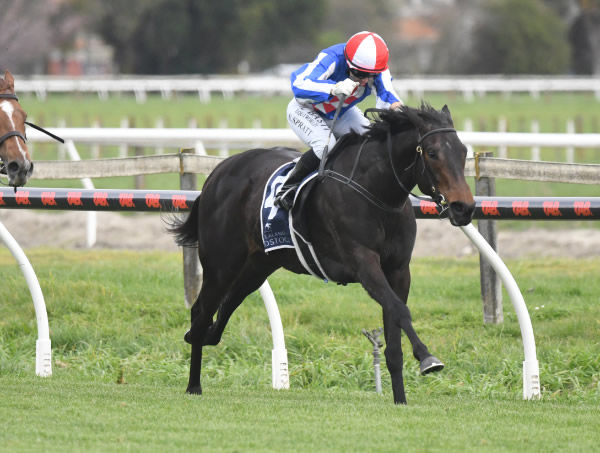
[344,31,389,73]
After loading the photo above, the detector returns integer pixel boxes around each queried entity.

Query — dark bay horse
[0,71,33,188]
[169,103,475,404]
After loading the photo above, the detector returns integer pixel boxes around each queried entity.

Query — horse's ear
[3,70,14,88]
[441,104,454,126]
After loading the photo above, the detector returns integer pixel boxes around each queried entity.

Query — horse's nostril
[7,161,20,175]
[450,201,475,217]
[450,201,466,213]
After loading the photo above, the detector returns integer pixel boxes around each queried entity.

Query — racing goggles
[349,68,376,79]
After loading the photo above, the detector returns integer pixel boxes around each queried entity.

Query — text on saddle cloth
[261,162,296,252]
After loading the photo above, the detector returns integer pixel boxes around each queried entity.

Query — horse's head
[405,104,474,226]
[0,70,33,188]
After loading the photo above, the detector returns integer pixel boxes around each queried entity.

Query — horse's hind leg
[185,275,226,394]
[204,254,278,346]
[185,275,225,345]
[185,255,277,395]
[187,343,203,394]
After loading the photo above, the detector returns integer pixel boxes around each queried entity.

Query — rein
[321,109,456,214]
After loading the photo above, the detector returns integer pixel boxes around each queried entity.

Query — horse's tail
[165,195,201,247]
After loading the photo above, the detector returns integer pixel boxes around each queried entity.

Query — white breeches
[286,98,370,159]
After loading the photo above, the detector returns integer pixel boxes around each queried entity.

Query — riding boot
[274,149,320,210]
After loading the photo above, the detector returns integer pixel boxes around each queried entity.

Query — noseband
[0,93,64,147]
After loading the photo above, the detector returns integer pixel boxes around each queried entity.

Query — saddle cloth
[260,162,331,282]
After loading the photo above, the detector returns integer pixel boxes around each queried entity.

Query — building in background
[47,33,115,76]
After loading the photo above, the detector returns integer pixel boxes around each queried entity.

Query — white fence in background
[15,75,600,102]
[27,127,600,163]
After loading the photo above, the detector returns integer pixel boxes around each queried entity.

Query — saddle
[260,162,330,281]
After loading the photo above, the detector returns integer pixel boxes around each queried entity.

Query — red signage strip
[0,188,198,212]
[1,188,599,220]
[413,196,600,220]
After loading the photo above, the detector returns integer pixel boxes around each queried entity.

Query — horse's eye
[426,148,437,159]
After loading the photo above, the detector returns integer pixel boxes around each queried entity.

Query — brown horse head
[408,104,475,226]
[0,70,33,187]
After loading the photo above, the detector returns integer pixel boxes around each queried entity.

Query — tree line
[2,0,599,75]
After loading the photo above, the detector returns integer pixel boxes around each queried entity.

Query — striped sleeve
[290,52,337,104]
[373,69,402,109]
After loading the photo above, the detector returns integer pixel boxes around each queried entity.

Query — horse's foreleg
[356,251,413,403]
[381,314,406,404]
[357,251,442,403]
[386,267,445,375]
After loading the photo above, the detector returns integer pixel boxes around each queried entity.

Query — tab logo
[574,201,593,217]
[93,192,109,207]
[16,191,31,205]
[67,191,83,206]
[119,193,135,208]
[542,201,561,217]
[481,200,500,216]
[145,193,161,209]
[41,191,57,206]
[172,195,189,210]
[420,200,438,216]
[512,201,531,217]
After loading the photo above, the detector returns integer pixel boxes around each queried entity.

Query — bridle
[0,93,64,146]
[403,126,457,210]
[321,113,457,215]
[0,93,64,178]
[0,93,27,147]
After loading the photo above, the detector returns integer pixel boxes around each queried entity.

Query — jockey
[274,31,404,210]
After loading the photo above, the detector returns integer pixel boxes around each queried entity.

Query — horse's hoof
[420,356,444,375]
[184,330,192,344]
[186,385,202,395]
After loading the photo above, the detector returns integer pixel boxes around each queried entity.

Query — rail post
[179,148,202,308]
[475,152,503,324]
[0,221,52,377]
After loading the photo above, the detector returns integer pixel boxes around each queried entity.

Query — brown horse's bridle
[0,93,64,147]
[0,93,64,179]
[0,93,28,147]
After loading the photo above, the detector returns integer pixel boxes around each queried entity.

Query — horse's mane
[333,102,450,151]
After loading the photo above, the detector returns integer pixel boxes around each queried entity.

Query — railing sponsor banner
[1,188,599,220]
[0,188,198,212]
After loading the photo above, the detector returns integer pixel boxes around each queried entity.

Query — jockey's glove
[331,78,359,97]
